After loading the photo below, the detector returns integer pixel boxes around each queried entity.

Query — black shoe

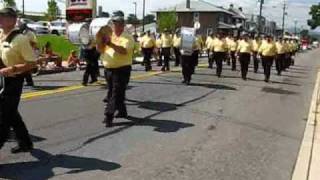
[181,80,186,84]
[82,82,87,86]
[25,83,34,87]
[264,79,269,83]
[161,67,165,71]
[208,66,213,69]
[105,114,114,128]
[115,112,128,118]
[11,145,33,154]
[103,97,109,103]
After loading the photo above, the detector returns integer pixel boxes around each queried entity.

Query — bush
[37,35,79,61]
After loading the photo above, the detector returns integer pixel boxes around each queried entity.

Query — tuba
[96,25,113,53]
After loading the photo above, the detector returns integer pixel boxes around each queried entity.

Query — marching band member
[236,34,252,80]
[209,33,228,77]
[258,35,277,82]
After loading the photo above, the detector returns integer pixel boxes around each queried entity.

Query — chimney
[239,7,243,12]
[186,0,190,9]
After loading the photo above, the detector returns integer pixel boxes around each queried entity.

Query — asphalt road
[0,49,319,180]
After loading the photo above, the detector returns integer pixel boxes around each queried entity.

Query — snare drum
[89,18,112,40]
[67,23,90,45]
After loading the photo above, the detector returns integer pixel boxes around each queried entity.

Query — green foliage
[144,14,155,24]
[127,14,139,25]
[37,35,78,61]
[3,0,16,7]
[46,0,59,21]
[157,11,177,32]
[308,3,320,29]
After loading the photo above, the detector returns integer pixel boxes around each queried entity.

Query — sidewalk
[292,71,320,180]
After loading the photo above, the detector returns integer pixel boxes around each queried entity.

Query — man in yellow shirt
[0,6,37,153]
[209,33,228,77]
[160,29,173,71]
[258,35,277,82]
[237,34,252,80]
[252,36,261,73]
[141,30,155,71]
[228,36,238,71]
[100,11,134,127]
[275,38,285,75]
[173,30,181,67]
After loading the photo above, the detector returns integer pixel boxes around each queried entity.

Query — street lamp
[133,2,137,34]
[294,19,298,36]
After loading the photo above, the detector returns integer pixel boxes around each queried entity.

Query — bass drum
[89,18,112,40]
[67,23,91,45]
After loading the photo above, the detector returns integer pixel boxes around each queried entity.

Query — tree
[157,11,176,32]
[3,0,16,7]
[46,0,60,21]
[144,14,155,25]
[308,3,320,29]
[126,13,139,25]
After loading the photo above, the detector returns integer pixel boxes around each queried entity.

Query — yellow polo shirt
[101,32,134,69]
[228,40,238,52]
[275,42,285,54]
[237,40,252,53]
[173,35,181,48]
[156,39,162,48]
[252,40,261,52]
[161,34,172,48]
[205,36,213,49]
[141,35,155,49]
[0,31,36,67]
[25,30,37,44]
[259,41,277,57]
[210,38,228,52]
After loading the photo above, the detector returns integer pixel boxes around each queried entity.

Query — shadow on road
[0,149,121,180]
[261,87,298,95]
[26,85,66,91]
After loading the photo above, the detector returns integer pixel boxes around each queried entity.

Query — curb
[292,72,320,180]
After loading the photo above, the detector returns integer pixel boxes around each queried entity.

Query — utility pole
[258,0,264,35]
[22,0,25,17]
[142,0,145,32]
[282,0,287,37]
[133,2,137,34]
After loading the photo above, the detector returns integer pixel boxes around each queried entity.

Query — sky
[14,0,319,29]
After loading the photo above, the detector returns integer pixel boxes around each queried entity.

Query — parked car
[49,20,67,35]
[27,21,50,35]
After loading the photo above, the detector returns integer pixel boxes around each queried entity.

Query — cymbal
[96,25,113,53]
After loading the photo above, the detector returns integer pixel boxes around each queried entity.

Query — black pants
[162,47,171,70]
[214,52,226,77]
[105,66,131,117]
[284,53,291,69]
[252,52,259,73]
[261,56,274,81]
[181,55,195,83]
[173,47,181,66]
[143,48,153,71]
[239,53,251,79]
[276,54,285,75]
[24,73,34,85]
[193,50,199,67]
[230,51,236,70]
[157,48,163,66]
[0,77,32,148]
[83,64,97,84]
[209,52,214,68]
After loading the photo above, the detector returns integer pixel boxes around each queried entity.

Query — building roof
[228,7,246,19]
[155,0,233,15]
